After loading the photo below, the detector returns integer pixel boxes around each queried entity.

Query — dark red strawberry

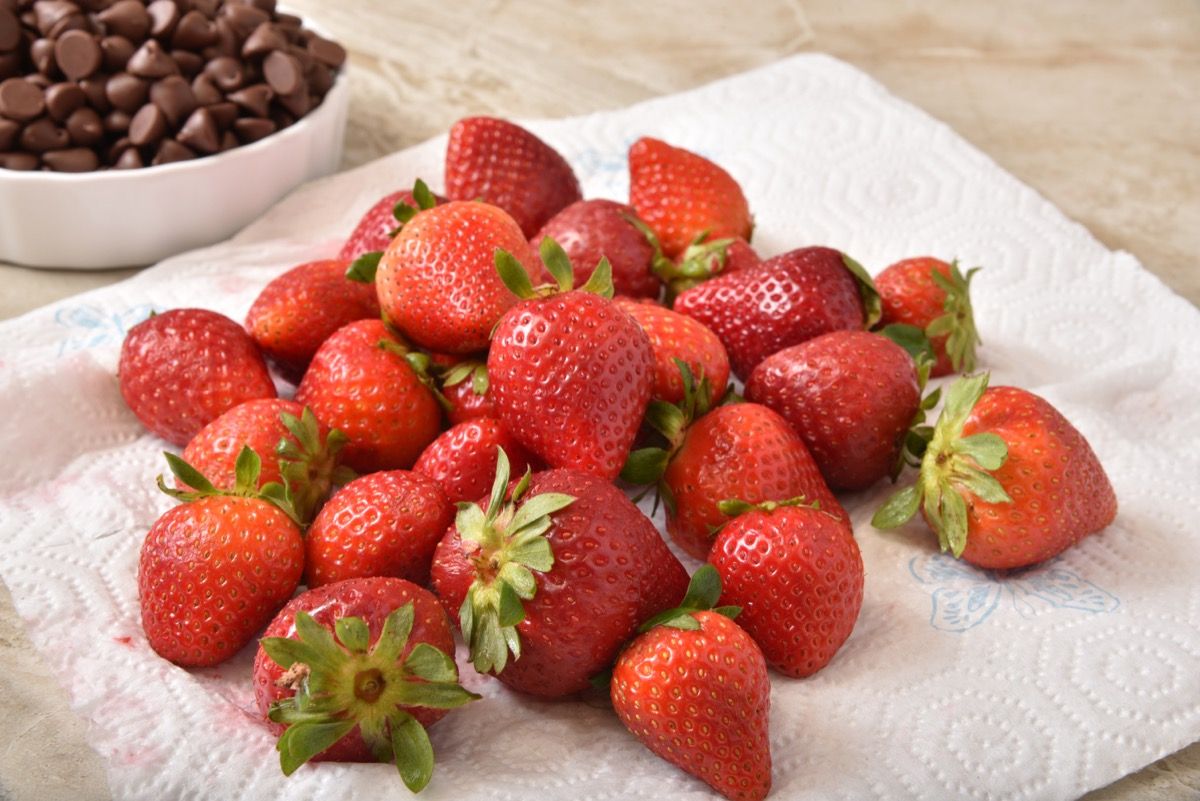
[444,116,582,237]
[430,452,688,698]
[338,182,445,262]
[295,319,441,473]
[439,360,495,425]
[253,577,478,790]
[673,246,881,380]
[874,374,1118,569]
[709,500,863,677]
[876,256,981,377]
[413,418,534,504]
[530,199,659,298]
[614,296,729,405]
[119,308,276,446]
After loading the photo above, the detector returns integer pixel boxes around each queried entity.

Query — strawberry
[244,259,381,381]
[338,181,445,262]
[611,566,771,801]
[444,116,582,238]
[673,246,881,380]
[413,418,535,504]
[181,400,349,524]
[430,451,688,698]
[139,448,304,667]
[628,136,752,259]
[488,243,654,481]
[253,577,478,790]
[439,360,495,425]
[375,200,539,354]
[873,374,1118,569]
[613,296,730,405]
[876,257,981,377]
[719,237,763,274]
[530,199,659,298]
[709,499,863,677]
[650,233,763,303]
[119,308,276,446]
[305,471,454,588]
[295,319,441,473]
[746,330,926,491]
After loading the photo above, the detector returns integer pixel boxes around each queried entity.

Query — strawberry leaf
[390,713,434,793]
[841,253,882,329]
[871,484,922,529]
[495,249,537,299]
[539,236,576,293]
[580,256,615,299]
[278,720,356,776]
[346,252,382,283]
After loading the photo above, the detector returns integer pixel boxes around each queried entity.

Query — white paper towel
[1,54,1198,801]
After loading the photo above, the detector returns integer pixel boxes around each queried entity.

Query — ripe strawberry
[611,566,771,801]
[295,319,441,473]
[628,137,752,259]
[338,181,445,262]
[139,448,304,667]
[305,471,453,588]
[530,199,659,298]
[488,246,654,481]
[439,360,495,425]
[651,233,763,302]
[244,259,381,381]
[413,418,534,504]
[613,297,730,405]
[430,451,688,698]
[119,308,276,446]
[253,577,478,790]
[709,499,863,677]
[719,237,762,274]
[746,330,924,491]
[375,200,539,354]
[876,257,981,377]
[674,246,881,380]
[874,374,1118,569]
[444,116,582,237]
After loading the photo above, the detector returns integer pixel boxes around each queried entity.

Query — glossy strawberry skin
[431,469,689,698]
[245,259,381,381]
[119,308,276,446]
[376,201,538,354]
[338,188,445,261]
[253,577,456,762]
[611,610,772,801]
[614,297,730,405]
[531,199,659,298]
[443,377,495,425]
[444,116,582,238]
[709,506,863,678]
[488,291,654,481]
[180,398,310,491]
[413,418,535,505]
[139,496,304,667]
[664,403,847,560]
[295,319,440,473]
[956,387,1117,569]
[746,331,920,491]
[628,137,752,259]
[674,246,865,380]
[877,257,963,377]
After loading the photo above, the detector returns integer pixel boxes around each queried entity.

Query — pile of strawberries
[116,116,1118,800]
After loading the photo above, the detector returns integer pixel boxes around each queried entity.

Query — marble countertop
[1,1,1197,799]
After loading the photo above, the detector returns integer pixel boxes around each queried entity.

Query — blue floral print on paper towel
[56,303,158,356]
[909,553,1119,633]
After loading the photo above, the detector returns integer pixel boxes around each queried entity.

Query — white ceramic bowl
[0,68,350,270]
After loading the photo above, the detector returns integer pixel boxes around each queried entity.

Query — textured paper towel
[1,53,1199,801]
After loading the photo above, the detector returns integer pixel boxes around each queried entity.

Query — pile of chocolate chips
[0,0,345,171]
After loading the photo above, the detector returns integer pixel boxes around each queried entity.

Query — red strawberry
[652,234,763,302]
[719,237,763,274]
[628,137,752,259]
[614,297,729,405]
[430,452,688,698]
[413,418,534,504]
[876,257,981,377]
[530,199,659,298]
[746,330,923,491]
[611,566,771,801]
[444,116,582,237]
[874,374,1118,569]
[119,308,276,446]
[709,500,863,677]
[245,259,381,381]
[139,449,304,667]
[674,246,880,380]
[253,577,478,790]
[440,360,495,425]
[305,471,453,588]
[375,200,538,354]
[488,248,654,481]
[295,319,441,473]
[339,182,445,262]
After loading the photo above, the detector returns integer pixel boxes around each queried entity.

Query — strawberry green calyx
[376,337,453,414]
[927,262,982,372]
[880,323,936,364]
[457,448,575,675]
[260,603,480,791]
[841,253,883,330]
[158,446,302,524]
[495,237,615,301]
[654,229,736,303]
[346,179,439,284]
[620,359,713,488]
[440,359,489,397]
[872,372,1012,556]
[638,565,740,633]
[277,407,354,524]
[346,251,383,284]
[716,495,820,518]
[891,354,941,479]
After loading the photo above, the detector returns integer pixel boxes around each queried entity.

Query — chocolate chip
[241,20,283,57]
[127,38,176,77]
[0,7,20,51]
[55,29,101,79]
[96,0,149,41]
[219,2,266,39]
[204,15,236,57]
[176,103,215,151]
[262,49,299,94]
[205,98,234,127]
[306,35,344,68]
[275,12,300,30]
[99,34,132,71]
[145,0,176,39]
[42,144,97,170]
[307,62,331,95]
[128,100,163,144]
[102,107,127,131]
[78,74,108,111]
[113,143,140,167]
[79,0,115,11]
[26,72,52,88]
[203,54,240,90]
[34,1,79,37]
[236,0,275,14]
[104,70,144,111]
[146,74,187,121]
[64,103,101,143]
[47,9,86,37]
[45,80,84,119]
[232,114,271,142]
[0,151,39,169]
[0,51,21,80]
[170,48,201,76]
[0,77,45,120]
[277,83,307,117]
[29,37,55,74]
[227,81,269,116]
[170,9,213,49]
[188,0,218,18]
[19,116,69,150]
[188,72,217,104]
[152,136,192,163]
[269,105,291,129]
[0,116,16,148]
[218,127,235,150]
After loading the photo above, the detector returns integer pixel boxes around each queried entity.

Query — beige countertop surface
[1,1,1198,799]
